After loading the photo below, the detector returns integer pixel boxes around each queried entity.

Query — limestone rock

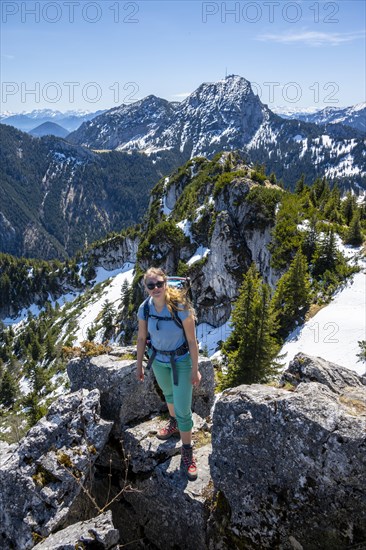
[0,440,17,467]
[192,357,216,418]
[33,510,119,549]
[67,354,163,431]
[210,368,366,549]
[0,389,113,550]
[89,236,139,271]
[281,352,366,393]
[67,353,215,433]
[124,444,213,549]
[122,412,211,473]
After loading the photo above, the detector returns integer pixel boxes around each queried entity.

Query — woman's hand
[136,364,145,382]
[191,369,201,386]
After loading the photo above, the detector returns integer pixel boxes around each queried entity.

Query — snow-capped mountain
[67,75,366,188]
[0,109,106,133]
[276,103,366,133]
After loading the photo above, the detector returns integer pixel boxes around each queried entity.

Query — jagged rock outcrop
[1,352,365,550]
[210,354,366,549]
[88,235,140,271]
[0,389,113,550]
[280,352,365,393]
[143,154,282,327]
[33,511,119,549]
[124,444,212,549]
[67,354,163,431]
[67,352,215,433]
[121,412,210,473]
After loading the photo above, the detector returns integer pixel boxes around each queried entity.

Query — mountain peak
[189,74,253,101]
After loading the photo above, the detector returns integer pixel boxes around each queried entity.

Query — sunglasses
[146,281,165,290]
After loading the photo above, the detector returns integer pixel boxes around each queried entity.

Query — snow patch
[187,246,210,266]
[177,219,192,238]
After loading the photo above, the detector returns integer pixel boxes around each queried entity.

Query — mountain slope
[29,122,69,138]
[277,103,366,133]
[0,124,184,258]
[68,75,366,189]
[0,151,363,441]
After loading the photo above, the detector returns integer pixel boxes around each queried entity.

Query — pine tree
[341,192,357,225]
[0,370,18,407]
[312,229,338,277]
[345,210,363,246]
[121,280,132,310]
[302,216,319,263]
[272,250,311,338]
[295,174,305,194]
[269,194,302,270]
[86,323,97,342]
[269,172,277,185]
[0,370,18,408]
[310,176,330,208]
[357,341,366,365]
[221,264,281,388]
[324,185,342,223]
[24,392,47,427]
[101,300,117,339]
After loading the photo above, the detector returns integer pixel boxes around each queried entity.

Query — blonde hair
[144,267,196,320]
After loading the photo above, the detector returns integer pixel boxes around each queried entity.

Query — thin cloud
[2,54,15,60]
[257,30,365,47]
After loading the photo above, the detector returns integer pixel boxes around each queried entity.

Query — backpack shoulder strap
[171,307,183,329]
[143,297,150,322]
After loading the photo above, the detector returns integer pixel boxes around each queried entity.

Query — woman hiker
[136,267,201,480]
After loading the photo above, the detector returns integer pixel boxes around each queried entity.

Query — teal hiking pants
[152,354,193,432]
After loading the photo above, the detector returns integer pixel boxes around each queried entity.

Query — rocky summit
[68,75,366,188]
[0,351,365,549]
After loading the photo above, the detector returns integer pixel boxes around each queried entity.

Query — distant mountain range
[67,75,365,187]
[0,109,105,133]
[275,103,366,133]
[0,75,365,259]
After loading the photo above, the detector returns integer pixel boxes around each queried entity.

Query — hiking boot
[156,416,180,440]
[181,444,197,481]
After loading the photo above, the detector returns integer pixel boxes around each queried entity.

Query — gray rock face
[33,510,119,549]
[89,235,139,271]
[281,352,366,393]
[0,389,113,550]
[210,357,366,549]
[67,354,163,431]
[2,350,364,550]
[67,353,215,432]
[124,444,212,550]
[0,440,16,467]
[122,412,210,473]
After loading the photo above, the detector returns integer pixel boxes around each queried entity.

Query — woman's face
[145,276,166,299]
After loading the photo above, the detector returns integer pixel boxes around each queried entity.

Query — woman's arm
[136,319,147,381]
[182,314,201,386]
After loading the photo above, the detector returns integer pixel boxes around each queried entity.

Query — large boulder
[67,354,163,431]
[67,351,215,432]
[210,354,366,549]
[33,510,119,549]
[121,412,210,473]
[0,389,113,550]
[281,352,366,393]
[124,444,212,549]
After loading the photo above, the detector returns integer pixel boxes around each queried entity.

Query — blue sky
[1,0,365,113]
